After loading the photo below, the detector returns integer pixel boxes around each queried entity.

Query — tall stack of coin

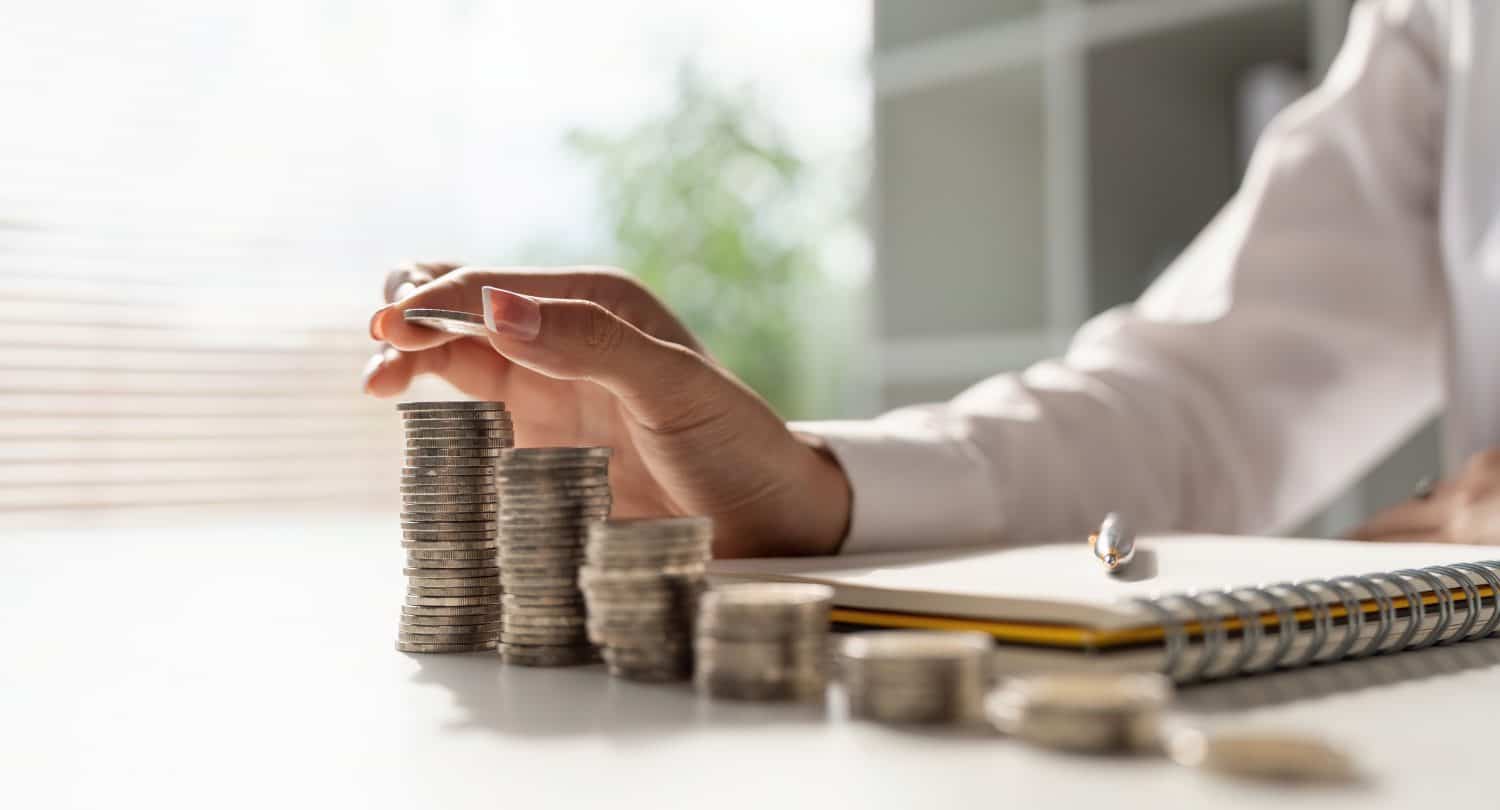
[694,583,834,701]
[579,517,713,682]
[495,446,612,667]
[838,631,992,724]
[397,401,512,654]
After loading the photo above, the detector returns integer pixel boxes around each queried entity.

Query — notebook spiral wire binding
[1131,560,1500,682]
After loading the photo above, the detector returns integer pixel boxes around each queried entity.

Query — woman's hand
[362,262,851,559]
[1349,449,1500,544]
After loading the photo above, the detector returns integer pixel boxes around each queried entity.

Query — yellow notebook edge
[831,584,1495,651]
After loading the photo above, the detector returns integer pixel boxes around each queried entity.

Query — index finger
[373,267,641,352]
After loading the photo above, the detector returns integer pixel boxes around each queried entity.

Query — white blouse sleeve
[795,0,1449,553]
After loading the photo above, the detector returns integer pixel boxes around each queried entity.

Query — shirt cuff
[789,419,1004,555]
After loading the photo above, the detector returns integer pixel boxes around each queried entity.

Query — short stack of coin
[496,446,612,667]
[985,672,1172,752]
[838,631,993,725]
[397,400,512,654]
[694,583,834,701]
[579,517,713,682]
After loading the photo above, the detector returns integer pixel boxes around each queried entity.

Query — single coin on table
[402,308,490,338]
[1165,727,1358,782]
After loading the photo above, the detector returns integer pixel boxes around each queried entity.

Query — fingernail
[369,305,392,340]
[483,286,541,341]
[395,282,418,302]
[360,350,387,392]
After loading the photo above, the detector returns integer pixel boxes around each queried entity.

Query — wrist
[789,430,852,556]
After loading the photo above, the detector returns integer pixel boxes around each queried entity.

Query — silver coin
[499,546,586,561]
[406,458,501,470]
[496,471,610,484]
[499,573,579,588]
[402,466,497,479]
[406,554,496,566]
[501,584,583,597]
[402,423,513,438]
[502,599,586,615]
[397,399,506,412]
[398,627,501,641]
[406,437,513,451]
[407,446,504,457]
[500,446,611,461]
[396,640,499,654]
[402,307,489,337]
[399,618,504,630]
[500,648,596,667]
[500,501,613,515]
[404,429,513,441]
[403,565,499,577]
[501,626,591,642]
[499,523,606,536]
[401,604,499,617]
[1164,728,1357,782]
[401,491,499,503]
[499,542,587,556]
[402,522,496,532]
[501,483,612,496]
[405,577,502,590]
[401,487,498,498]
[402,501,499,514]
[504,613,587,628]
[401,534,495,544]
[398,620,502,634]
[501,561,580,575]
[401,544,496,555]
[694,672,825,702]
[408,585,502,597]
[399,410,510,422]
[602,646,692,666]
[406,595,501,607]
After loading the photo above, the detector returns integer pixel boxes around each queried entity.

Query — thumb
[482,286,721,431]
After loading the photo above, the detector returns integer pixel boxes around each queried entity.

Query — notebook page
[707,534,1500,629]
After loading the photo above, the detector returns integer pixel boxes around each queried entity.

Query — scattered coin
[1165,727,1358,782]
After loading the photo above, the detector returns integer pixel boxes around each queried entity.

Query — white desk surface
[5,516,1497,809]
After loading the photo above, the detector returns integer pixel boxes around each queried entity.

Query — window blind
[0,2,477,521]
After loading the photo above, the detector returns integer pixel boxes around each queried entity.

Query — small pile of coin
[694,583,833,701]
[397,401,512,653]
[496,446,612,667]
[838,631,993,725]
[985,672,1172,752]
[579,517,713,682]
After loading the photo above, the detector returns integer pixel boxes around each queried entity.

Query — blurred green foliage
[562,67,856,419]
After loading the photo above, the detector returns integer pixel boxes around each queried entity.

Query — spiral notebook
[707,535,1500,683]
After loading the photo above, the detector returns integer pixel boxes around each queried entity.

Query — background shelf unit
[868,0,1436,536]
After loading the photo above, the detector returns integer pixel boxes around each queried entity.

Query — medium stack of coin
[579,517,713,682]
[397,401,513,654]
[838,631,992,725]
[985,672,1172,752]
[495,446,612,667]
[694,583,834,701]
